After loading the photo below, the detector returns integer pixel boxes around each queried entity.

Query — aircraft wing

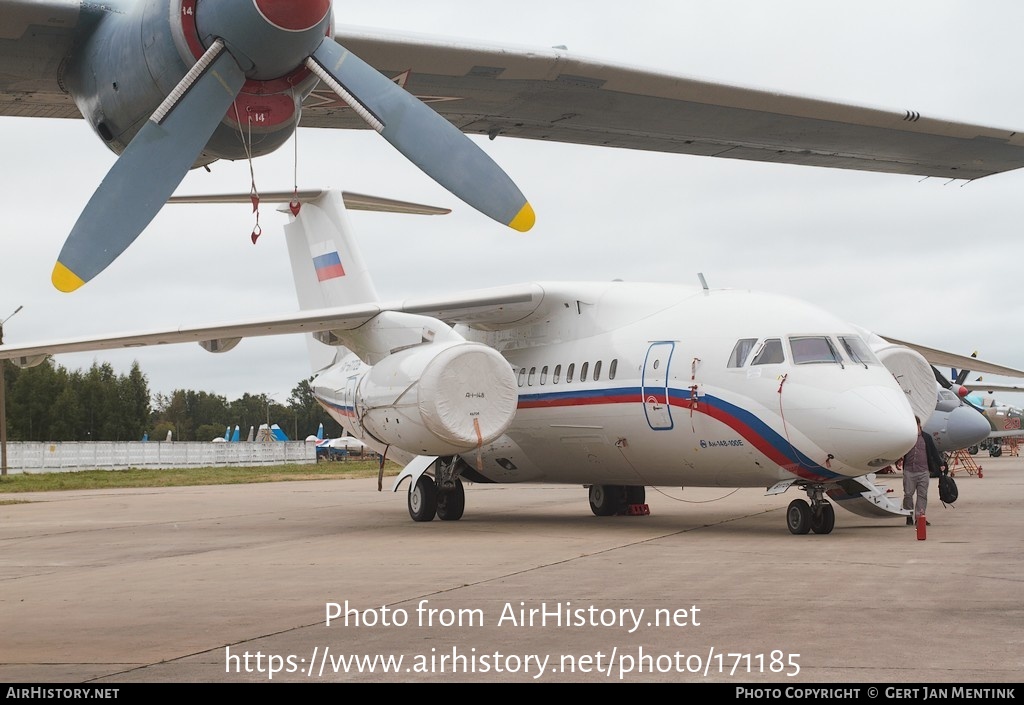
[964,382,1024,394]
[0,284,548,364]
[879,337,1024,378]
[0,0,82,119]
[301,27,1024,180]
[6,11,1024,179]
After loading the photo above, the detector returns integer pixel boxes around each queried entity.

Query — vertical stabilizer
[284,191,379,374]
[284,191,380,310]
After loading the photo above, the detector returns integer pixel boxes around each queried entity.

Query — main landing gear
[786,485,835,535]
[588,484,646,516]
[408,458,466,522]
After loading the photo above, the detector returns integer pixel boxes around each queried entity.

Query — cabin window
[528,366,536,385]
[751,339,785,365]
[517,367,526,387]
[838,335,879,366]
[567,363,575,383]
[609,359,618,380]
[540,365,548,385]
[581,362,589,382]
[593,360,602,381]
[553,364,562,384]
[728,338,758,368]
[790,336,841,364]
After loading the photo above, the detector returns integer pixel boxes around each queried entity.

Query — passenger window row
[516,359,619,387]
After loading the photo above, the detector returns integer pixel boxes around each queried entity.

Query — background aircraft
[5,191,1021,536]
[919,386,992,455]
[961,384,1024,455]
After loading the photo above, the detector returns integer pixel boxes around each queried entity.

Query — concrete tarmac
[1,454,1021,684]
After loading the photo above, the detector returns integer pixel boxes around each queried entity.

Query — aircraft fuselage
[312,282,917,490]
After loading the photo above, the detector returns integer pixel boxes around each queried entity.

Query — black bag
[938,472,958,505]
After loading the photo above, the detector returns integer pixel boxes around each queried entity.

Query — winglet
[508,202,536,232]
[52,262,86,293]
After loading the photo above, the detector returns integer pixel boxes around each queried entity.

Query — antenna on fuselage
[697,272,709,293]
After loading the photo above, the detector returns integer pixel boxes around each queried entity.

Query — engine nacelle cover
[358,342,517,455]
[873,344,935,424]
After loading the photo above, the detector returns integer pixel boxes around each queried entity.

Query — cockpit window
[790,336,841,364]
[751,338,785,365]
[728,338,758,368]
[838,335,879,366]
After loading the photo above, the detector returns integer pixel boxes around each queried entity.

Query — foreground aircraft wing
[300,28,1024,180]
[879,337,1024,378]
[0,284,549,365]
[6,10,1024,180]
[0,0,81,119]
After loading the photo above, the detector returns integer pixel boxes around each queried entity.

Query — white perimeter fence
[3,441,316,473]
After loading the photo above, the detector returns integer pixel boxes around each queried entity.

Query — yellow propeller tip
[508,202,536,232]
[52,262,86,293]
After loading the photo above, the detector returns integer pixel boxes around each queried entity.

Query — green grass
[0,460,402,493]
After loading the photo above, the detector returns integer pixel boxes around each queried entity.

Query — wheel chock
[626,503,650,516]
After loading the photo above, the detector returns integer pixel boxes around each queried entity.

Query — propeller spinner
[52,0,534,292]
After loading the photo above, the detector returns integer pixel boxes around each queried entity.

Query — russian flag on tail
[310,240,345,281]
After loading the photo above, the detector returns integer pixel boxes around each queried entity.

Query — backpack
[938,471,958,505]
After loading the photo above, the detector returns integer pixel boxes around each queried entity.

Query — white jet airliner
[4,191,1019,535]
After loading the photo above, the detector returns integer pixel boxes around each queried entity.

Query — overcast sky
[3,0,1024,414]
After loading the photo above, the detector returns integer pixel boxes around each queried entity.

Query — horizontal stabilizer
[168,190,451,216]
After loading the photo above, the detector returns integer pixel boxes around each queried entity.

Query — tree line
[2,358,344,442]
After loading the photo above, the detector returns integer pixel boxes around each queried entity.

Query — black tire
[408,475,438,522]
[968,445,978,455]
[990,445,1002,458]
[436,478,466,521]
[810,502,835,535]
[625,485,646,505]
[787,499,811,535]
[589,484,625,516]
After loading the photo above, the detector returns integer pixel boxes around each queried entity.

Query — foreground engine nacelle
[62,0,323,161]
[357,342,518,456]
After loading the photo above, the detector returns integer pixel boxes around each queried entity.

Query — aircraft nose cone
[944,406,992,450]
[825,386,918,473]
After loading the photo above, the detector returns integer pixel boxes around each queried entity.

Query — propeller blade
[307,39,535,232]
[52,44,246,292]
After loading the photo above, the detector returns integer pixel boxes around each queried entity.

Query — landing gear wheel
[625,485,646,505]
[408,475,438,522]
[589,484,624,516]
[810,502,835,534]
[786,498,811,535]
[436,478,465,521]
[990,445,1002,458]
